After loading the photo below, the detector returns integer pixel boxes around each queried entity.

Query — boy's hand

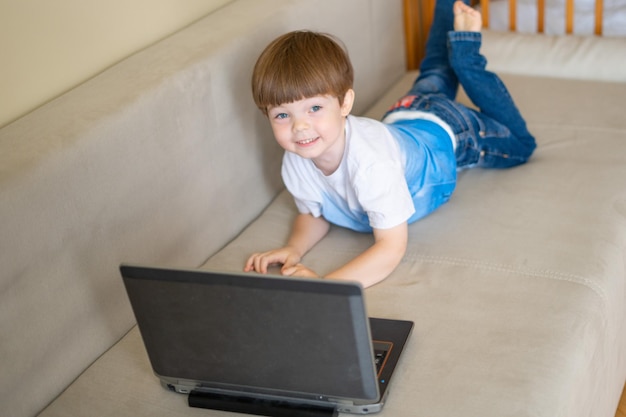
[244,246,302,275]
[243,214,330,277]
[281,263,319,278]
[244,248,319,278]
[244,213,328,278]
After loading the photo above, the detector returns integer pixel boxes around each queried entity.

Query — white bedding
[479,0,626,36]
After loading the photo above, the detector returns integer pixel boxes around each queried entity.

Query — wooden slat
[509,0,517,31]
[403,0,419,70]
[537,0,546,33]
[403,0,435,70]
[595,0,604,35]
[402,0,606,69]
[617,383,626,417]
[565,0,575,33]
[480,0,490,28]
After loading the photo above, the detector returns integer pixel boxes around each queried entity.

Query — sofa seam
[405,254,609,307]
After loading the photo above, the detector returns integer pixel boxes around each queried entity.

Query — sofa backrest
[481,30,626,82]
[0,1,405,416]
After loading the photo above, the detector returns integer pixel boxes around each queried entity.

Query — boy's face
[267,90,354,175]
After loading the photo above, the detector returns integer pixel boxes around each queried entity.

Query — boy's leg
[408,0,467,99]
[385,1,535,168]
[448,2,534,146]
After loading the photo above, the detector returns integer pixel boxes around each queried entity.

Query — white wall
[0,0,233,128]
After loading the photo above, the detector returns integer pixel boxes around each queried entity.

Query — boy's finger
[255,257,268,274]
[243,254,257,271]
[281,266,295,276]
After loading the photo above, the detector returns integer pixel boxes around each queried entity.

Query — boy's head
[252,31,354,116]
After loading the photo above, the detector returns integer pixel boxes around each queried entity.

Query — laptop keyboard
[372,341,393,376]
[374,349,388,373]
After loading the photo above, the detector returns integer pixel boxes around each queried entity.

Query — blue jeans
[385,0,536,168]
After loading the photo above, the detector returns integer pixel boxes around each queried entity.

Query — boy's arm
[324,222,408,288]
[244,213,330,275]
[246,214,407,288]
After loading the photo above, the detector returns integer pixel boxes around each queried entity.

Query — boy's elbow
[396,243,408,262]
[388,243,406,273]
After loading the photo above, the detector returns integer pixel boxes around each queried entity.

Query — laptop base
[188,391,338,417]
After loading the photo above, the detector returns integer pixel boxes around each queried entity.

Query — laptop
[120,264,413,416]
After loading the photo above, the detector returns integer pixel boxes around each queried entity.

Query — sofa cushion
[39,66,626,416]
[201,71,626,416]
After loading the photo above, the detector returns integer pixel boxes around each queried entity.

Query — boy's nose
[293,117,310,132]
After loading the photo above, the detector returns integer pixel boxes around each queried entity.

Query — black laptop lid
[120,265,380,403]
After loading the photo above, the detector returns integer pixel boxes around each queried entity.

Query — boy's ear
[340,89,355,117]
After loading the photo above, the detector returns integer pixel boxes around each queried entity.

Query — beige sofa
[1,0,625,416]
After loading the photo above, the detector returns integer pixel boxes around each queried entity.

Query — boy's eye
[274,113,288,120]
[311,105,322,112]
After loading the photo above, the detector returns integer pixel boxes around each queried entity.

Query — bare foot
[453,1,482,32]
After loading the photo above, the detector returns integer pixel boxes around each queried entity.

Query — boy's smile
[268,90,354,175]
[296,137,318,146]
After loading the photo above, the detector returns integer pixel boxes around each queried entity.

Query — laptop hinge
[188,390,338,417]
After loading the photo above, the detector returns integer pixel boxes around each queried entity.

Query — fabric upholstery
[3,0,625,416]
[201,72,626,417]
[0,1,403,416]
[481,29,626,82]
[39,69,626,417]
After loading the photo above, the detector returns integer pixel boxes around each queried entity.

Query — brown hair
[251,31,354,115]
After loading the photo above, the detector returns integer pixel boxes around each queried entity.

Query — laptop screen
[121,266,380,403]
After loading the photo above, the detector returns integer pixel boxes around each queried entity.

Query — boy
[244,0,536,288]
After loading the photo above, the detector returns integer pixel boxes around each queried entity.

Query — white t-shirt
[281,115,415,232]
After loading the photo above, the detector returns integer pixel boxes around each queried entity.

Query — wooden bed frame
[403,0,606,69]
